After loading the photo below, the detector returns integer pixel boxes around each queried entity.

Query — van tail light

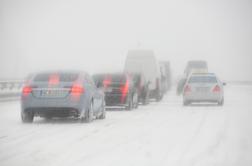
[71,84,84,97]
[103,78,111,88]
[184,85,191,94]
[22,86,32,96]
[120,79,129,103]
[213,85,220,93]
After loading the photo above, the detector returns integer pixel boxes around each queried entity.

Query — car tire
[82,101,94,123]
[156,90,162,102]
[143,90,150,105]
[135,96,139,109]
[126,95,133,111]
[21,111,34,123]
[218,98,224,106]
[133,93,139,109]
[98,100,106,119]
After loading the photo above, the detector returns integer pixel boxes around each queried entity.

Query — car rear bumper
[24,107,80,117]
[21,95,88,117]
[183,92,222,102]
[105,93,128,106]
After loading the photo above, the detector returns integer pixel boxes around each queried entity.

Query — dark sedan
[93,73,138,110]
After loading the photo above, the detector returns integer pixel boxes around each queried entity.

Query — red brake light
[184,85,191,93]
[71,84,84,96]
[22,86,32,96]
[103,78,111,88]
[120,79,129,94]
[49,74,59,85]
[213,85,220,93]
[120,79,129,103]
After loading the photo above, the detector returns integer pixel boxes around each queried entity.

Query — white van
[124,50,163,101]
[184,61,208,77]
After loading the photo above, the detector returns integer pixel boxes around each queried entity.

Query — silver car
[21,71,106,123]
[183,73,224,106]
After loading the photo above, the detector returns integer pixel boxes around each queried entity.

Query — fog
[1,0,252,81]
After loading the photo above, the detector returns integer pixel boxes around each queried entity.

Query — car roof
[30,70,88,79]
[93,72,127,76]
[190,73,216,77]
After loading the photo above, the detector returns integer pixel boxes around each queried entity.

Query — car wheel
[133,93,138,109]
[82,101,94,123]
[142,89,150,105]
[135,96,139,109]
[21,110,34,123]
[98,100,106,119]
[218,98,224,106]
[126,95,133,111]
[156,90,162,102]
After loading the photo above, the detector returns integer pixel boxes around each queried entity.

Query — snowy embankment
[0,84,251,166]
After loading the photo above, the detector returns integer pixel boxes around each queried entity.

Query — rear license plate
[40,90,65,97]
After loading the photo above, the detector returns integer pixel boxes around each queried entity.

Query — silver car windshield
[189,76,217,83]
[34,73,79,82]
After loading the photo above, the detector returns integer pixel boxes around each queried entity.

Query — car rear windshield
[111,75,126,83]
[33,73,79,82]
[93,75,106,84]
[93,74,127,84]
[189,76,217,83]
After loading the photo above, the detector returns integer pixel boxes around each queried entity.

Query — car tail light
[22,86,32,96]
[120,79,129,103]
[71,84,84,96]
[213,85,220,93]
[103,78,111,88]
[49,74,59,85]
[184,85,191,93]
[120,80,129,94]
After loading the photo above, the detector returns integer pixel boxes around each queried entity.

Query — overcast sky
[0,0,252,81]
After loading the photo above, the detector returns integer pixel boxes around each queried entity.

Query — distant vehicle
[159,61,172,93]
[124,50,163,101]
[177,60,208,95]
[177,77,187,95]
[184,61,208,77]
[21,71,106,123]
[93,73,138,110]
[183,73,224,106]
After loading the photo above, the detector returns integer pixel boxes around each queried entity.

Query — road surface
[0,84,252,166]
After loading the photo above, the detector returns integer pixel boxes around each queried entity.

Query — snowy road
[0,84,252,166]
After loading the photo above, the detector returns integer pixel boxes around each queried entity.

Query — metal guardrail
[0,80,24,101]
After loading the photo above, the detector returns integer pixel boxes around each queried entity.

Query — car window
[33,73,79,82]
[85,75,95,86]
[189,76,217,83]
[111,75,126,83]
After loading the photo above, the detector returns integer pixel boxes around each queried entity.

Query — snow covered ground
[0,84,252,166]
